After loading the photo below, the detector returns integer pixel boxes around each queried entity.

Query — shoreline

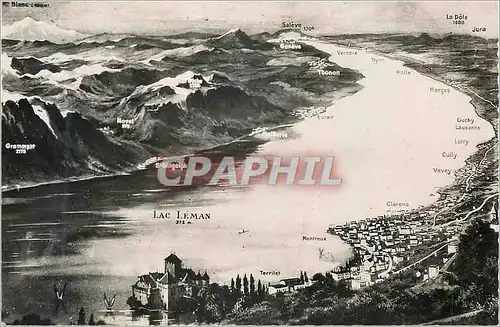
[325,37,498,134]
[395,55,498,134]
[319,38,498,225]
[384,50,498,214]
[1,132,264,194]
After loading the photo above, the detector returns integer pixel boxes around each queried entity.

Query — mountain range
[1,18,363,188]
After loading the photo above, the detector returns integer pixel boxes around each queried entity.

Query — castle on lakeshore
[129,254,209,311]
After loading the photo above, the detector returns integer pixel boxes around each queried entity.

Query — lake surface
[1,40,494,325]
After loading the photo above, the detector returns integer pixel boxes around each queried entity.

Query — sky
[1,1,499,38]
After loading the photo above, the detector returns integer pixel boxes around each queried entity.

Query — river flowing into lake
[1,40,494,325]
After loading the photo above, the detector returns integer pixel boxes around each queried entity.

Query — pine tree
[304,271,309,283]
[88,314,95,325]
[230,278,235,292]
[235,275,242,293]
[257,280,263,295]
[243,274,249,296]
[249,274,255,295]
[325,272,334,283]
[77,307,86,325]
[300,271,304,283]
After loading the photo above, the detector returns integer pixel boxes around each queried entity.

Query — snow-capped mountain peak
[2,17,87,43]
[207,28,258,49]
[214,28,243,40]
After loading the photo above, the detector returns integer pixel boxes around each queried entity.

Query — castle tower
[202,271,210,287]
[196,271,202,286]
[164,254,182,279]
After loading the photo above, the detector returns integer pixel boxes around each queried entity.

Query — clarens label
[156,155,341,187]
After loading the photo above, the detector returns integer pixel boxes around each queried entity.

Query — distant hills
[3,17,495,48]
[1,18,287,49]
[1,17,314,48]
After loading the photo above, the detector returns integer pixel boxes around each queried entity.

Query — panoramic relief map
[1,1,499,325]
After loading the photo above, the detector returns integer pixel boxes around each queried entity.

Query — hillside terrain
[1,24,363,188]
[224,217,498,325]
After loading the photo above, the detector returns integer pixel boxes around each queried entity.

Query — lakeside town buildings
[129,203,498,309]
[326,202,499,290]
[268,277,314,295]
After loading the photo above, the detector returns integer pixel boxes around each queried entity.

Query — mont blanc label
[5,2,50,8]
[302,236,327,241]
